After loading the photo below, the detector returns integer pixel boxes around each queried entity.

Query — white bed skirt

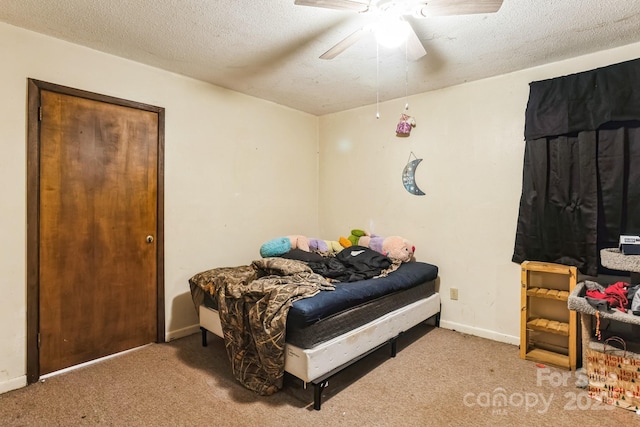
[199,292,441,383]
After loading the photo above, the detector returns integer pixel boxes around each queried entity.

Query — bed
[189,249,440,410]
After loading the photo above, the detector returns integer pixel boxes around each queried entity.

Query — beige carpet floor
[1,325,638,426]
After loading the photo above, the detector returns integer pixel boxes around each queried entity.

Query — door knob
[146,235,154,243]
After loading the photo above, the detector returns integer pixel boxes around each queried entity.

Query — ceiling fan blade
[417,0,503,17]
[294,0,370,12]
[320,26,371,59]
[406,24,426,61]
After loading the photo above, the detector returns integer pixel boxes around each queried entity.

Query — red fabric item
[586,282,629,312]
[586,289,606,299]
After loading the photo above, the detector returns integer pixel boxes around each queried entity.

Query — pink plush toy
[359,234,415,262]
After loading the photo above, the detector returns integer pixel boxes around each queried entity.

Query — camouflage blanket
[189,258,334,395]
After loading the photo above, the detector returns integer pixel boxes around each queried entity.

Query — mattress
[200,261,438,325]
[288,261,438,328]
[286,279,436,348]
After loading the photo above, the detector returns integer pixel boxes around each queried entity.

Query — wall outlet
[450,288,459,300]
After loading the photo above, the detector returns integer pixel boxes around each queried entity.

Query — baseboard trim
[165,324,200,342]
[166,321,519,346]
[0,375,27,395]
[440,320,520,346]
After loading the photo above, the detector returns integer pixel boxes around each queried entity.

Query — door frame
[26,79,165,383]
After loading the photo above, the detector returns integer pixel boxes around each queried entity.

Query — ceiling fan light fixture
[375,17,410,48]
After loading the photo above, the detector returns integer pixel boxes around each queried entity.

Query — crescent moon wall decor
[402,152,425,196]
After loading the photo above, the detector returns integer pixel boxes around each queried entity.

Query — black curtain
[512,58,640,276]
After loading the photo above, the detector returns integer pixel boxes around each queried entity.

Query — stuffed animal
[290,235,347,255]
[287,235,310,252]
[338,236,352,248]
[324,240,344,254]
[359,234,415,263]
[260,237,291,258]
[261,235,345,258]
[358,234,384,254]
[347,229,367,246]
[308,238,327,253]
[336,229,367,248]
[308,238,343,255]
[382,236,415,262]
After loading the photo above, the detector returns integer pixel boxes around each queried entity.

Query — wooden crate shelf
[520,261,578,370]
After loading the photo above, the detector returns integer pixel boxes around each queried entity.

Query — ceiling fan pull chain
[376,42,380,119]
[405,38,409,111]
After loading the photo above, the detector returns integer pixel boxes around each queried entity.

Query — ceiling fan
[294,0,504,61]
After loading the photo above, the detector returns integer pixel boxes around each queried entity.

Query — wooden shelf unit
[520,261,578,370]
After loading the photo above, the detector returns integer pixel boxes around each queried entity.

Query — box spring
[199,290,440,383]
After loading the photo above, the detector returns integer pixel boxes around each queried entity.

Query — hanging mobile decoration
[396,113,416,136]
[402,152,426,196]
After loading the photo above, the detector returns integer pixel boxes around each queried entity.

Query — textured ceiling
[1,0,640,115]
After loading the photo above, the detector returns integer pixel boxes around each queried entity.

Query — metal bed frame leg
[200,327,208,347]
[313,380,328,410]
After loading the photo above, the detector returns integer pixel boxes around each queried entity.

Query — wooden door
[27,80,165,379]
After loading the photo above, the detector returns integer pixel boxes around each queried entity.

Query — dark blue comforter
[287,261,438,329]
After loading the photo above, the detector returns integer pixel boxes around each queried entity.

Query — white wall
[318,42,640,344]
[0,22,320,394]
